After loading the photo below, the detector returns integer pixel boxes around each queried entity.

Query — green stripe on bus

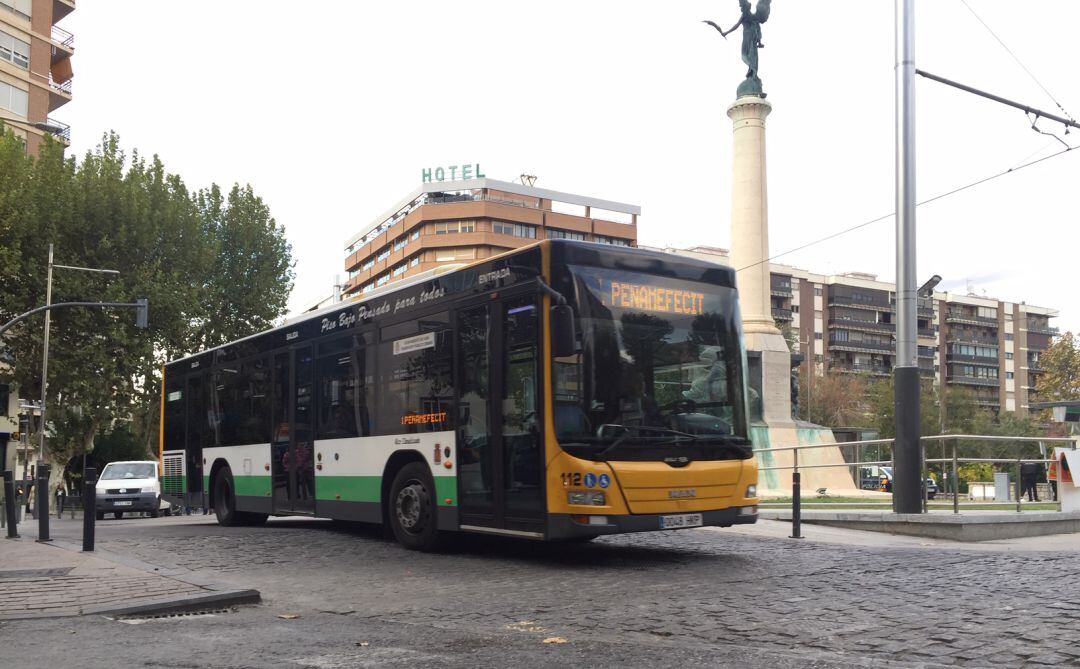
[234,475,271,497]
[316,475,457,506]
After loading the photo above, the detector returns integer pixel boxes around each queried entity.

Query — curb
[1,536,262,621]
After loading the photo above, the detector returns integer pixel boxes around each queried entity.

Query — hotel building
[342,175,638,298]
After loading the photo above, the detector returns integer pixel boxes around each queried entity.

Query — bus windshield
[554,264,751,461]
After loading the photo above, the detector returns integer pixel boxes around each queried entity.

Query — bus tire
[213,468,242,527]
[388,462,443,552]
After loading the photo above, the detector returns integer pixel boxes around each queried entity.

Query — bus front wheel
[389,462,444,552]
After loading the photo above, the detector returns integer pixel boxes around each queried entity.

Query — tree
[0,131,294,473]
[1035,331,1080,403]
[798,369,871,428]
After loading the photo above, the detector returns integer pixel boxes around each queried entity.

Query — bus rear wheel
[388,462,444,552]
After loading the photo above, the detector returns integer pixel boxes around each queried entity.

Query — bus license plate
[114,501,133,506]
[660,513,702,529]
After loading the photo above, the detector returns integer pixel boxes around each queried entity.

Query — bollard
[790,471,803,539]
[82,467,96,552]
[36,463,51,542]
[3,470,19,539]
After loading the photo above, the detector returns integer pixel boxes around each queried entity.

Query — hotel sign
[422,163,486,183]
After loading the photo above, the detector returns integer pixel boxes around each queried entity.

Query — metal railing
[753,434,1077,536]
[51,25,74,49]
[46,116,70,142]
[48,73,72,96]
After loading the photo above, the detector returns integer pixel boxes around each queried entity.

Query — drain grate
[111,607,238,624]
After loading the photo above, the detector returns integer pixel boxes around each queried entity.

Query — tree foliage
[0,130,294,470]
[1035,331,1080,403]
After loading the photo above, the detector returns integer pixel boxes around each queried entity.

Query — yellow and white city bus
[160,240,758,550]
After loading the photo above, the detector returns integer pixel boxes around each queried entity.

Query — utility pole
[38,244,53,464]
[893,0,921,514]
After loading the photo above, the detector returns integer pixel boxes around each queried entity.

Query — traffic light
[135,298,149,329]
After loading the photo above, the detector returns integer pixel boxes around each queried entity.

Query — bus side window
[376,326,453,435]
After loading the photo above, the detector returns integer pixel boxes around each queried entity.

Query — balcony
[828,339,894,353]
[827,294,892,311]
[832,362,891,376]
[829,317,894,334]
[770,282,792,297]
[47,73,72,112]
[53,0,75,23]
[51,25,74,55]
[771,307,792,322]
[947,375,999,387]
[945,333,998,346]
[945,313,998,328]
[46,116,70,145]
[1027,323,1059,335]
[946,353,998,367]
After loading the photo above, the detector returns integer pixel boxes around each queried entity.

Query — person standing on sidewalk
[55,483,66,518]
[1020,461,1040,502]
[1048,455,1059,502]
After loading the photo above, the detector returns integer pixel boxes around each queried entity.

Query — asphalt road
[2,514,1078,667]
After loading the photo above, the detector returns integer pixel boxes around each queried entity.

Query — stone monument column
[727,96,792,425]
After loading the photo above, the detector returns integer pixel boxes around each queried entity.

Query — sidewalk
[0,530,259,620]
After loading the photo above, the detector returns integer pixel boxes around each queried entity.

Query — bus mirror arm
[534,278,577,358]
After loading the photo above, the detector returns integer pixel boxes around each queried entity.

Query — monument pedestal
[727,95,856,494]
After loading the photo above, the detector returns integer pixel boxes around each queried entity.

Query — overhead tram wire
[959,0,1076,124]
[735,143,1078,273]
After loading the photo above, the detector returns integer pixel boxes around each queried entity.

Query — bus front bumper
[547,505,758,540]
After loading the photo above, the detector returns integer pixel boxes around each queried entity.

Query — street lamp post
[0,115,67,136]
[36,244,119,472]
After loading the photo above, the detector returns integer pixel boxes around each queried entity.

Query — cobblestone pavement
[3,515,1079,667]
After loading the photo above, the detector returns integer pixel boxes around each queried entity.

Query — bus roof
[164,240,736,367]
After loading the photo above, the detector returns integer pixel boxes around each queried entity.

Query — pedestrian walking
[55,483,66,519]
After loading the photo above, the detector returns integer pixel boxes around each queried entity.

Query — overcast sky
[60,1,1079,332]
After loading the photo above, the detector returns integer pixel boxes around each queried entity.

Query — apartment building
[342,174,638,298]
[0,0,73,154]
[651,246,1058,415]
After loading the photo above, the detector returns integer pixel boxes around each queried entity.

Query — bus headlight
[746,484,757,498]
[568,491,605,506]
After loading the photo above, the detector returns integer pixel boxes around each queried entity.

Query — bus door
[271,346,316,514]
[185,372,207,509]
[456,292,545,532]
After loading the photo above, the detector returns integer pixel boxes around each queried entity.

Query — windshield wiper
[593,424,698,458]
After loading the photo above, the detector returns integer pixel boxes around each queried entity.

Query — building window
[594,235,629,246]
[1004,333,1013,341]
[435,248,477,262]
[361,259,374,272]
[0,31,29,69]
[977,306,997,319]
[0,0,31,20]
[393,237,407,252]
[547,228,585,241]
[1006,372,1014,380]
[362,283,374,294]
[376,248,390,262]
[392,264,406,277]
[814,332,823,340]
[814,287,823,296]
[493,221,536,238]
[410,256,420,267]
[0,81,28,117]
[1005,352,1013,360]
[376,274,389,287]
[411,230,420,241]
[433,220,475,234]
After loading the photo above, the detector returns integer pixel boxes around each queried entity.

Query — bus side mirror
[551,304,576,358]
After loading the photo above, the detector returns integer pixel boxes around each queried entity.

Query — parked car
[94,461,162,519]
[877,466,938,499]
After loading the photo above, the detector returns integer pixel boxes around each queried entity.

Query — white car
[94,461,162,520]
